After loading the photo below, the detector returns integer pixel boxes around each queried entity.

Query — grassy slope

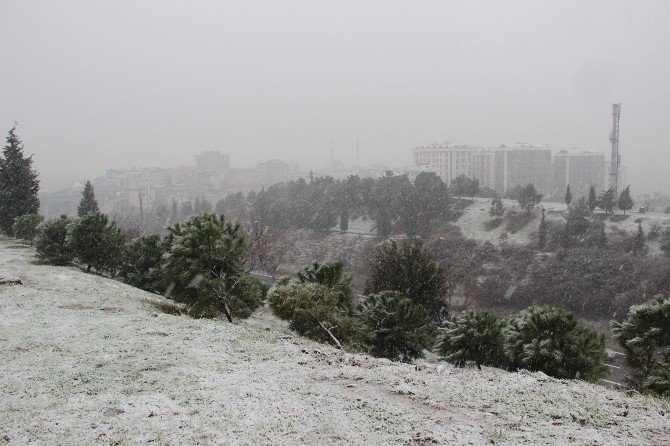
[1,240,669,445]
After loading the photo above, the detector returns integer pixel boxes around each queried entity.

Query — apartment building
[493,143,553,196]
[553,150,606,200]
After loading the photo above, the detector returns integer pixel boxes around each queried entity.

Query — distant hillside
[1,241,669,445]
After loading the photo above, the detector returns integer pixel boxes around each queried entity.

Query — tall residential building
[412,143,481,186]
[493,143,552,196]
[195,151,230,173]
[553,150,606,200]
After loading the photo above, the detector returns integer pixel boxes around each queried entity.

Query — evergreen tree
[504,306,608,382]
[413,172,450,238]
[269,282,354,347]
[119,234,164,293]
[612,295,670,395]
[618,185,634,215]
[489,195,504,217]
[77,180,99,217]
[364,240,448,321]
[634,222,646,254]
[588,185,598,212]
[597,222,607,249]
[517,183,542,214]
[597,188,616,214]
[538,207,547,250]
[12,213,43,244]
[171,199,179,221]
[562,198,591,247]
[0,126,40,236]
[296,261,354,310]
[564,185,572,206]
[35,215,74,265]
[437,310,506,370]
[357,291,434,362]
[68,212,125,274]
[162,214,263,320]
[180,200,193,220]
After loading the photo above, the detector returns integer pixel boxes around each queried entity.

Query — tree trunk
[86,264,92,273]
[307,310,343,350]
[218,295,233,323]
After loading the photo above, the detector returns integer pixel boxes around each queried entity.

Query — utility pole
[609,103,622,196]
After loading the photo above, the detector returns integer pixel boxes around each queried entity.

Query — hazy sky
[2,1,669,193]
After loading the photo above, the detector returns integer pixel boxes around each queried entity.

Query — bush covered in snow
[437,309,506,370]
[12,213,43,243]
[35,215,74,265]
[357,291,434,362]
[613,295,670,396]
[67,212,125,274]
[504,306,608,382]
[118,234,164,293]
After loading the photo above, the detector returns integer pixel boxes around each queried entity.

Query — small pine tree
[612,295,670,395]
[162,214,263,320]
[77,181,99,217]
[296,261,354,310]
[504,306,608,382]
[68,212,125,274]
[597,223,607,249]
[35,215,74,265]
[269,282,354,347]
[437,310,506,370]
[364,240,448,321]
[12,213,43,244]
[564,185,572,206]
[0,126,40,236]
[538,207,547,250]
[357,291,434,362]
[634,222,646,254]
[597,188,616,214]
[518,183,542,214]
[588,185,598,212]
[618,185,634,215]
[119,234,164,293]
[489,195,504,217]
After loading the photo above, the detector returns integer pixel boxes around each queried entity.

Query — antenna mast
[609,103,622,196]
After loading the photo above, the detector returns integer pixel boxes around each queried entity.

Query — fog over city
[2,0,670,193]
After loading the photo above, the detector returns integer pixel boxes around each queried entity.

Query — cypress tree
[77,180,99,217]
[0,126,40,236]
[538,207,547,250]
[489,195,504,217]
[618,185,634,215]
[564,185,572,206]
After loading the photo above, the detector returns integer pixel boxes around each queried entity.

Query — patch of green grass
[146,299,188,316]
[6,244,30,249]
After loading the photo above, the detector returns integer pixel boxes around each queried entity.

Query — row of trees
[565,184,634,215]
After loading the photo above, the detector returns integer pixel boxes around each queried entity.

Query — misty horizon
[2,1,670,193]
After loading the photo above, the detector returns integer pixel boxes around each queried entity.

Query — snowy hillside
[1,240,669,445]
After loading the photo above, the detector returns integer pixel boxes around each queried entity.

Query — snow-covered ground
[1,240,669,445]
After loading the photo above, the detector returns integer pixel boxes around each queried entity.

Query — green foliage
[67,212,125,274]
[215,191,246,221]
[119,235,164,293]
[162,214,262,320]
[365,240,448,320]
[437,310,506,369]
[35,216,74,265]
[634,222,646,254]
[597,188,616,214]
[517,183,542,213]
[505,211,534,234]
[357,291,434,362]
[489,195,504,217]
[564,185,572,206]
[269,282,355,345]
[12,213,43,243]
[504,306,608,382]
[412,172,450,238]
[618,185,634,215]
[561,198,591,247]
[612,295,670,395]
[450,174,479,199]
[0,126,40,236]
[77,180,99,217]
[296,261,354,310]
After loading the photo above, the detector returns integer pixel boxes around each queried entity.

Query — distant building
[195,151,230,173]
[553,150,606,200]
[493,143,552,196]
[412,143,480,185]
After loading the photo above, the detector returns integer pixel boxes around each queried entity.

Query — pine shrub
[437,310,506,369]
[119,234,164,293]
[269,282,355,346]
[12,213,43,243]
[357,291,434,362]
[35,215,74,265]
[504,305,607,382]
[612,295,670,395]
[67,212,125,274]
